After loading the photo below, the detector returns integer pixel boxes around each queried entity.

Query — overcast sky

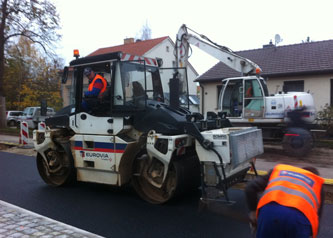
[53,0,333,75]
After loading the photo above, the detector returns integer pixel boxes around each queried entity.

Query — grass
[0,127,20,136]
[0,127,34,136]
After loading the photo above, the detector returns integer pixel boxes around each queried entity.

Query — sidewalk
[0,200,103,238]
[256,144,333,181]
[0,134,33,147]
[255,157,333,181]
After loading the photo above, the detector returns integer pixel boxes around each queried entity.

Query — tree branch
[22,34,48,54]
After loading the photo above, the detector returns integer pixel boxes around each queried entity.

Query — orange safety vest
[246,86,253,97]
[256,164,324,237]
[88,74,107,96]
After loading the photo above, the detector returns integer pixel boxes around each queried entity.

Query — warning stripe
[38,122,46,131]
[121,54,130,61]
[22,129,28,138]
[145,58,151,65]
[121,53,158,66]
[128,55,135,61]
[75,146,125,153]
[74,141,127,154]
[294,95,298,108]
[20,121,29,145]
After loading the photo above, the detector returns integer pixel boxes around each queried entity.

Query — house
[61,37,199,107]
[196,40,333,115]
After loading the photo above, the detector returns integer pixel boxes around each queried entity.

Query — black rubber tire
[7,120,16,127]
[282,127,313,157]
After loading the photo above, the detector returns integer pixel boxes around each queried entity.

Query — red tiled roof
[196,40,333,82]
[88,36,169,57]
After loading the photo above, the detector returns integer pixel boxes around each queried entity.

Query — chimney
[124,38,134,44]
[263,40,275,49]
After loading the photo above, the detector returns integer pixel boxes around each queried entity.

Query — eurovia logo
[279,170,314,187]
[79,150,110,160]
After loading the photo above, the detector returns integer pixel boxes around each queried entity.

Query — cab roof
[69,51,158,67]
[70,52,121,66]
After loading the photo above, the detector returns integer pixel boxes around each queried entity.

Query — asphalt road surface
[0,151,332,238]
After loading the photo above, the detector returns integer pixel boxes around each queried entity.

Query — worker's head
[302,166,320,176]
[84,67,95,81]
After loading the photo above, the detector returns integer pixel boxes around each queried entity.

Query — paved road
[0,151,252,238]
[0,151,332,237]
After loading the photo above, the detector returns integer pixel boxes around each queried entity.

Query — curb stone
[0,200,104,238]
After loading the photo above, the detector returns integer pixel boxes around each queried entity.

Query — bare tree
[0,0,61,128]
[137,21,152,41]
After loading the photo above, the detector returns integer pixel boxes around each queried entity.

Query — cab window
[115,61,163,109]
[244,79,264,118]
[221,79,243,117]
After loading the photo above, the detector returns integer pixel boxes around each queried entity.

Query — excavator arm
[176,24,261,76]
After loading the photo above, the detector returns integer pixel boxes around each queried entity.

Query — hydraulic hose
[210,147,227,181]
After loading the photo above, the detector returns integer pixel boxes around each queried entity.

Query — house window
[283,80,304,92]
[166,46,169,52]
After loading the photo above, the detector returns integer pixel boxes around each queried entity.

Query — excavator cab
[219,76,268,118]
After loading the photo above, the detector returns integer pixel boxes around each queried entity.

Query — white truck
[33,51,263,204]
[175,24,316,157]
[18,106,55,129]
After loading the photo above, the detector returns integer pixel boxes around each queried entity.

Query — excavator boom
[176,24,261,75]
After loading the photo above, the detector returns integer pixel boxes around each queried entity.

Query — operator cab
[63,52,168,117]
[219,76,268,118]
[53,52,192,132]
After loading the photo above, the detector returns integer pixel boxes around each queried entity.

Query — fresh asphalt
[0,151,252,238]
[0,151,332,237]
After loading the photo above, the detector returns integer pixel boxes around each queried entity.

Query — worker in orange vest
[82,67,108,111]
[84,67,107,98]
[245,164,324,238]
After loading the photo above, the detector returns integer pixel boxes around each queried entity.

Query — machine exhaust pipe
[169,72,180,109]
